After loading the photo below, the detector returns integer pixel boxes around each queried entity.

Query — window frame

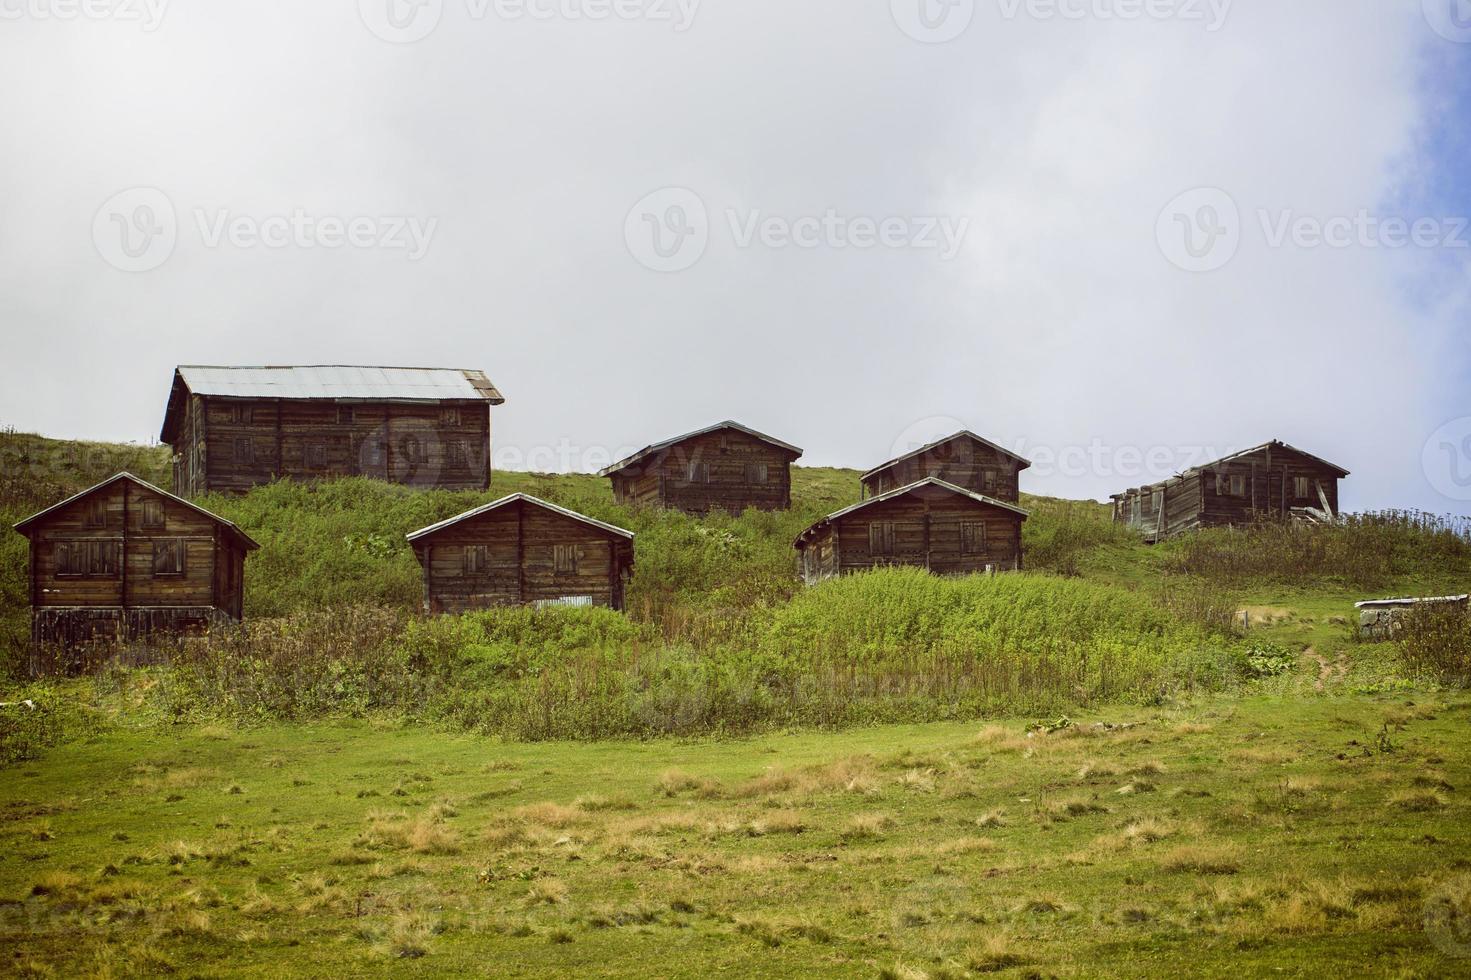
[140,498,166,530]
[462,544,488,575]
[869,522,897,557]
[446,438,469,472]
[56,539,120,579]
[306,443,329,471]
[441,406,461,427]
[687,460,710,484]
[1294,476,1312,499]
[960,521,988,556]
[553,544,579,575]
[152,538,187,578]
[83,497,107,529]
[744,461,769,485]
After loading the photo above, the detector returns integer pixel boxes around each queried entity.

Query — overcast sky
[1,0,1468,511]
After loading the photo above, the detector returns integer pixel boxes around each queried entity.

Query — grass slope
[1,694,1468,977]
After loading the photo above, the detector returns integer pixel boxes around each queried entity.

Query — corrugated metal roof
[406,494,635,543]
[1112,439,1351,497]
[175,365,506,404]
[12,473,260,551]
[597,421,803,478]
[794,477,1030,549]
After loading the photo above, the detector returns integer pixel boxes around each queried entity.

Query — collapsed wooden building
[160,365,506,495]
[13,472,259,645]
[794,478,1029,585]
[1110,440,1350,542]
[861,431,1030,504]
[407,494,636,614]
[599,421,802,515]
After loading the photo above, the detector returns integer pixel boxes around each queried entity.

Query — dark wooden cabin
[407,494,635,614]
[794,478,1028,585]
[599,421,802,515]
[1111,440,1350,543]
[160,365,506,496]
[861,431,1030,504]
[13,472,259,645]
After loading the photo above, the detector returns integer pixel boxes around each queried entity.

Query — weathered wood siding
[413,500,634,614]
[1114,445,1344,542]
[799,493,1024,586]
[610,430,794,515]
[25,480,247,644]
[863,439,1023,503]
[170,396,492,495]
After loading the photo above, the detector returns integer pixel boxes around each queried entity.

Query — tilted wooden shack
[160,365,506,495]
[794,478,1028,585]
[598,421,802,515]
[1110,440,1349,543]
[861,431,1030,504]
[13,472,259,645]
[407,495,635,614]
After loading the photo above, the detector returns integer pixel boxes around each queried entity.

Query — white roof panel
[176,365,503,403]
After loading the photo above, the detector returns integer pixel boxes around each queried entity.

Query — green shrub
[1240,642,1297,679]
[1398,605,1471,685]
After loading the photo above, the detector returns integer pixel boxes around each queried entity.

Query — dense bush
[1398,604,1471,685]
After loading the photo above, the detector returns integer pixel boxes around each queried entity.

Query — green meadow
[1,429,1469,977]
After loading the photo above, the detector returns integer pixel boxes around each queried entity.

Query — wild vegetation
[3,429,1471,975]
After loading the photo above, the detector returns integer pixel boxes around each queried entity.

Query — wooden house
[160,365,506,495]
[407,494,635,614]
[13,472,259,645]
[1110,440,1350,542]
[794,478,1028,585]
[861,431,1030,503]
[599,421,802,515]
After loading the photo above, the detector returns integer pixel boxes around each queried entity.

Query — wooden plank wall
[611,430,795,515]
[863,441,1023,503]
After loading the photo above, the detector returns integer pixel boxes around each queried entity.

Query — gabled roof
[597,421,803,478]
[795,477,1029,549]
[861,430,1032,483]
[12,472,260,551]
[406,493,634,544]
[1111,440,1351,497]
[161,365,505,442]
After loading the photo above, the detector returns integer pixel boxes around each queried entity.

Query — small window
[447,439,468,471]
[338,405,354,425]
[140,499,165,530]
[961,521,987,556]
[83,497,107,529]
[234,437,253,465]
[1231,475,1247,497]
[869,522,897,557]
[441,407,461,427]
[1152,490,1164,514]
[152,539,186,577]
[1295,477,1312,499]
[554,545,579,574]
[56,540,119,578]
[1216,473,1246,497]
[463,545,487,575]
[226,403,252,424]
[688,461,710,483]
[306,444,328,470]
[982,470,997,492]
[745,462,769,485]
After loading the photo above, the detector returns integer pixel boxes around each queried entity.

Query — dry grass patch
[656,769,723,799]
[840,813,895,842]
[1390,789,1447,812]
[1160,845,1243,876]
[896,768,937,793]
[525,879,568,906]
